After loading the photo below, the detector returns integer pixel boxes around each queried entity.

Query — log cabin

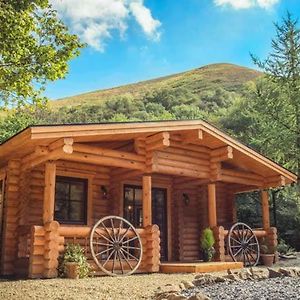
[0,120,297,278]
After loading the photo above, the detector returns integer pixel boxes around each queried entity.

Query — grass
[51,63,261,108]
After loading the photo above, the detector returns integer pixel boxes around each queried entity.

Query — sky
[46,0,300,100]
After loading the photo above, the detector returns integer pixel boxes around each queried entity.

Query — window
[123,185,143,228]
[55,176,87,224]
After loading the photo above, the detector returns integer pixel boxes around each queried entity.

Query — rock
[238,269,252,280]
[181,280,195,289]
[222,274,241,281]
[188,292,211,300]
[166,293,187,300]
[250,268,268,280]
[268,268,283,278]
[279,267,297,277]
[155,284,182,300]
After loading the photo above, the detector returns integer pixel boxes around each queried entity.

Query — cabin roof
[0,119,297,184]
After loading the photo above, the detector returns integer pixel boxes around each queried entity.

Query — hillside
[52,63,261,108]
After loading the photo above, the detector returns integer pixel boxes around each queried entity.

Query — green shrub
[200,228,215,262]
[59,243,92,278]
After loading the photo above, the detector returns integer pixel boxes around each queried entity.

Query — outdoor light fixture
[101,185,108,199]
[183,193,190,206]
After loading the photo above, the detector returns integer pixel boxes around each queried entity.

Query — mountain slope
[52,63,261,108]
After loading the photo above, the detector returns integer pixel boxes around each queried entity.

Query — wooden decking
[160,261,243,273]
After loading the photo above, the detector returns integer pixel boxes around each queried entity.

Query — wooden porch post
[208,183,217,227]
[43,161,56,224]
[142,174,152,227]
[261,190,270,230]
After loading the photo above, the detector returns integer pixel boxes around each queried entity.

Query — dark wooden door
[152,188,168,261]
[123,185,168,261]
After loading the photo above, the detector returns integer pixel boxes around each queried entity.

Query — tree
[250,12,300,180]
[0,0,83,108]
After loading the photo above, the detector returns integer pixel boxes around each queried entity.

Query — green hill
[52,63,261,108]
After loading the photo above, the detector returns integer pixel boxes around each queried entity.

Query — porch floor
[160,261,243,274]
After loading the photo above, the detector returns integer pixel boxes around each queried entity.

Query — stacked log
[1,160,21,275]
[28,225,46,278]
[43,221,61,278]
[140,225,160,272]
[212,226,225,262]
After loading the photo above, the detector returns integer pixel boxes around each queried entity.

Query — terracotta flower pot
[261,254,275,267]
[65,262,80,279]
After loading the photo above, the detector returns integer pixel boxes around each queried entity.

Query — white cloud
[50,0,161,51]
[214,0,279,9]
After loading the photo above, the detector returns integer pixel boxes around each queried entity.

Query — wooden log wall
[173,183,201,261]
[152,144,210,179]
[23,161,111,226]
[1,160,21,275]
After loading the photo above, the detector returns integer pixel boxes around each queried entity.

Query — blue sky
[46,0,300,100]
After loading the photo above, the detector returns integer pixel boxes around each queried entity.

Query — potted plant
[200,228,215,262]
[260,238,275,267]
[59,243,92,279]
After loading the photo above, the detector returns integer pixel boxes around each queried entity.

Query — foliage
[59,244,92,278]
[0,0,83,108]
[277,239,295,255]
[200,228,215,262]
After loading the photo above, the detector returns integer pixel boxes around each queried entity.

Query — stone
[188,292,211,300]
[250,268,268,280]
[155,284,182,300]
[181,280,195,289]
[268,268,283,278]
[238,269,252,280]
[279,267,297,277]
[222,274,241,281]
[166,293,187,300]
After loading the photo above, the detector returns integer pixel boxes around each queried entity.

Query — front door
[123,185,168,261]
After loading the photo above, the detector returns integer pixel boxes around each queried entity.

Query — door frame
[121,180,172,261]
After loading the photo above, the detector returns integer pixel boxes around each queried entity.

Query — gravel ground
[0,273,194,300]
[0,254,299,300]
[182,277,300,300]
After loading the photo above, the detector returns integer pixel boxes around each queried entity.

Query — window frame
[55,175,88,225]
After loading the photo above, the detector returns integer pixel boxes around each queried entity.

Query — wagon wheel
[90,216,143,276]
[227,222,260,267]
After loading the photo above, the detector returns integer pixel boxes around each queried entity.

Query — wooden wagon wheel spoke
[103,249,116,267]
[124,235,139,244]
[122,245,141,251]
[227,222,260,267]
[95,230,114,244]
[119,249,134,270]
[117,250,124,274]
[90,216,143,276]
[95,247,114,257]
[101,221,115,242]
[120,248,140,261]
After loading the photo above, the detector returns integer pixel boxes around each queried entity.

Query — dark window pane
[55,176,87,224]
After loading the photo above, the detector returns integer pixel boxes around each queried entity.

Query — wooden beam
[21,148,64,171]
[145,132,170,151]
[261,190,270,230]
[211,146,233,163]
[43,162,56,224]
[63,151,145,170]
[264,175,286,189]
[73,143,145,162]
[208,183,217,228]
[142,175,152,227]
[181,129,203,144]
[49,138,73,154]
